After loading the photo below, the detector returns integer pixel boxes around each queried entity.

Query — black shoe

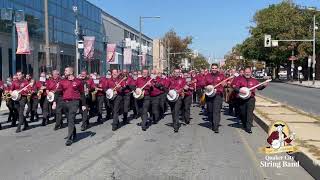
[81,124,87,131]
[112,125,118,131]
[246,129,252,134]
[185,120,190,124]
[22,126,29,131]
[54,124,62,131]
[152,121,158,124]
[142,127,147,131]
[65,140,73,146]
[214,129,219,133]
[174,129,179,133]
[0,124,2,130]
[122,120,129,125]
[41,119,47,126]
[16,128,21,133]
[11,123,16,127]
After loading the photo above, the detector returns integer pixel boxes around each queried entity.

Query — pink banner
[123,48,132,65]
[107,44,116,63]
[16,22,31,54]
[84,36,95,61]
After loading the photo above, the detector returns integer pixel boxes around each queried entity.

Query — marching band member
[182,72,195,124]
[53,67,85,146]
[78,70,94,131]
[195,69,206,109]
[25,74,33,118]
[204,63,225,133]
[104,71,113,120]
[47,70,62,130]
[105,69,126,131]
[0,79,4,110]
[225,69,237,116]
[29,78,42,123]
[11,71,33,133]
[130,71,140,119]
[168,68,186,133]
[91,74,106,127]
[159,72,169,120]
[121,69,135,125]
[4,77,17,126]
[149,69,164,124]
[134,69,152,131]
[233,69,244,118]
[233,67,268,133]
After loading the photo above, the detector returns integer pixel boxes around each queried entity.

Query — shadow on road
[74,131,96,143]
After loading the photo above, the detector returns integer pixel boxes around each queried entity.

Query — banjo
[239,79,272,100]
[106,76,127,100]
[11,81,34,101]
[271,133,295,149]
[47,82,60,102]
[204,73,239,97]
[133,77,155,100]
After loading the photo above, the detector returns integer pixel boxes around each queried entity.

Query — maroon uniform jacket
[195,74,206,89]
[150,76,165,97]
[204,72,225,96]
[168,76,186,96]
[105,77,127,95]
[122,76,136,94]
[90,77,106,97]
[57,77,85,104]
[184,79,196,97]
[232,76,265,98]
[11,79,31,96]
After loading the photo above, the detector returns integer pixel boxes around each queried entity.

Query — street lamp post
[312,14,317,85]
[139,16,160,70]
[73,5,80,75]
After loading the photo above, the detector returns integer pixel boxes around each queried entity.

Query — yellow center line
[236,128,268,179]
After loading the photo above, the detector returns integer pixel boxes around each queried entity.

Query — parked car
[278,70,287,80]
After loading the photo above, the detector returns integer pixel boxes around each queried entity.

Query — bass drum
[167,89,179,102]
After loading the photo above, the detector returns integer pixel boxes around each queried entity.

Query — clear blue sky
[89,0,319,60]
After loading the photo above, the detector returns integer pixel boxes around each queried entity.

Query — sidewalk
[254,95,320,179]
[286,80,320,89]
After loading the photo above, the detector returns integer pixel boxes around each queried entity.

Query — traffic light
[264,34,271,47]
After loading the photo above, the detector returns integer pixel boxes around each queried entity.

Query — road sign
[298,66,302,71]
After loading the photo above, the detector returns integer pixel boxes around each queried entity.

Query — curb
[285,82,320,89]
[253,112,320,180]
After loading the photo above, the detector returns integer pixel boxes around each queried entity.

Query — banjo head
[239,87,250,99]
[167,90,179,102]
[11,90,20,101]
[271,140,281,149]
[133,88,144,99]
[47,92,55,102]
[106,89,115,99]
[204,85,217,97]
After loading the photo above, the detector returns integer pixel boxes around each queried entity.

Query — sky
[88,0,320,62]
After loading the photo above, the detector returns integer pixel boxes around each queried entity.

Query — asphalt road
[0,106,314,180]
[258,82,320,116]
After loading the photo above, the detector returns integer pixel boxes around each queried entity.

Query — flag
[16,21,31,54]
[107,44,116,63]
[83,36,95,61]
[123,48,132,65]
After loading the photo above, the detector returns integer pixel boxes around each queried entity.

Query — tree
[238,1,320,78]
[162,29,193,70]
[192,53,209,70]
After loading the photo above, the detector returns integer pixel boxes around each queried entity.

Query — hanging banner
[141,53,147,66]
[83,36,95,61]
[16,21,31,54]
[107,44,117,63]
[109,52,119,64]
[123,48,132,65]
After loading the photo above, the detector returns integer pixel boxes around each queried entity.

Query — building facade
[0,0,153,79]
[152,39,167,72]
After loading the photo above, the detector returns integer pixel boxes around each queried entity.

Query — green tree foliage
[239,1,320,69]
[192,53,209,70]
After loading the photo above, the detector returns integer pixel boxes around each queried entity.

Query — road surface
[258,82,320,116]
[0,106,314,180]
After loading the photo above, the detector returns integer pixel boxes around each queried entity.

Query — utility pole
[312,14,316,85]
[44,0,51,72]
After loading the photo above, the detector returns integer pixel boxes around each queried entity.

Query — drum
[167,89,179,102]
[204,85,217,97]
[47,92,55,102]
[133,88,144,100]
[11,90,21,101]
[238,87,251,100]
[106,88,117,100]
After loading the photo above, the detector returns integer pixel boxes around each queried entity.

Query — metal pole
[312,14,316,85]
[103,41,107,75]
[12,12,16,75]
[167,48,170,74]
[291,50,294,81]
[44,0,51,73]
[75,16,79,75]
[139,17,142,71]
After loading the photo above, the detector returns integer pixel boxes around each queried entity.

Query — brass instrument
[3,91,12,102]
